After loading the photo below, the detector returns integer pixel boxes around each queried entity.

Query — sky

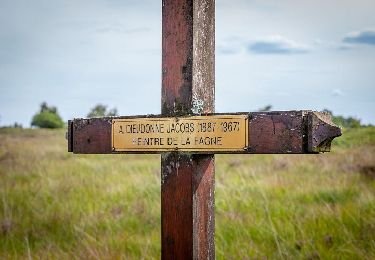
[0,0,374,127]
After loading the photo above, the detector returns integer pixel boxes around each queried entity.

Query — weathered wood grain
[307,111,342,153]
[248,111,307,154]
[161,0,215,259]
[71,117,112,154]
[68,111,341,154]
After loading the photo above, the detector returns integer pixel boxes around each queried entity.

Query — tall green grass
[0,127,374,259]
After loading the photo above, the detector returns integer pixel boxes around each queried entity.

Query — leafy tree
[40,102,57,114]
[31,102,64,129]
[87,104,118,118]
[107,108,118,117]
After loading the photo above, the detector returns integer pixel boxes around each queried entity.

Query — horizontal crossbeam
[67,111,341,154]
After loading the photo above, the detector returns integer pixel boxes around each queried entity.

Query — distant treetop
[31,102,64,129]
[258,105,273,112]
[87,104,118,118]
[323,109,362,128]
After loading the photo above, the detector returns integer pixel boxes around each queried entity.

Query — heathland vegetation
[0,125,374,259]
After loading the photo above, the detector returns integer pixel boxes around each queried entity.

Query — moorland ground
[0,127,374,259]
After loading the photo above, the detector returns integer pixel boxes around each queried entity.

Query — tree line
[1,103,370,129]
[258,105,365,128]
[30,102,118,129]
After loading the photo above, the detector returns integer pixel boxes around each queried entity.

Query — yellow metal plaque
[112,115,248,152]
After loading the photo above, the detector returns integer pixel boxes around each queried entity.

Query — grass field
[0,127,374,259]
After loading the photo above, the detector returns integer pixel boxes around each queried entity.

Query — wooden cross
[67,0,341,259]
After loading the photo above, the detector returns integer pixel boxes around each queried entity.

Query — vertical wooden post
[161,0,215,259]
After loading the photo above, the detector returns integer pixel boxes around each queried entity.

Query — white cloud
[217,36,246,55]
[343,29,375,45]
[248,35,310,55]
[331,88,344,97]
